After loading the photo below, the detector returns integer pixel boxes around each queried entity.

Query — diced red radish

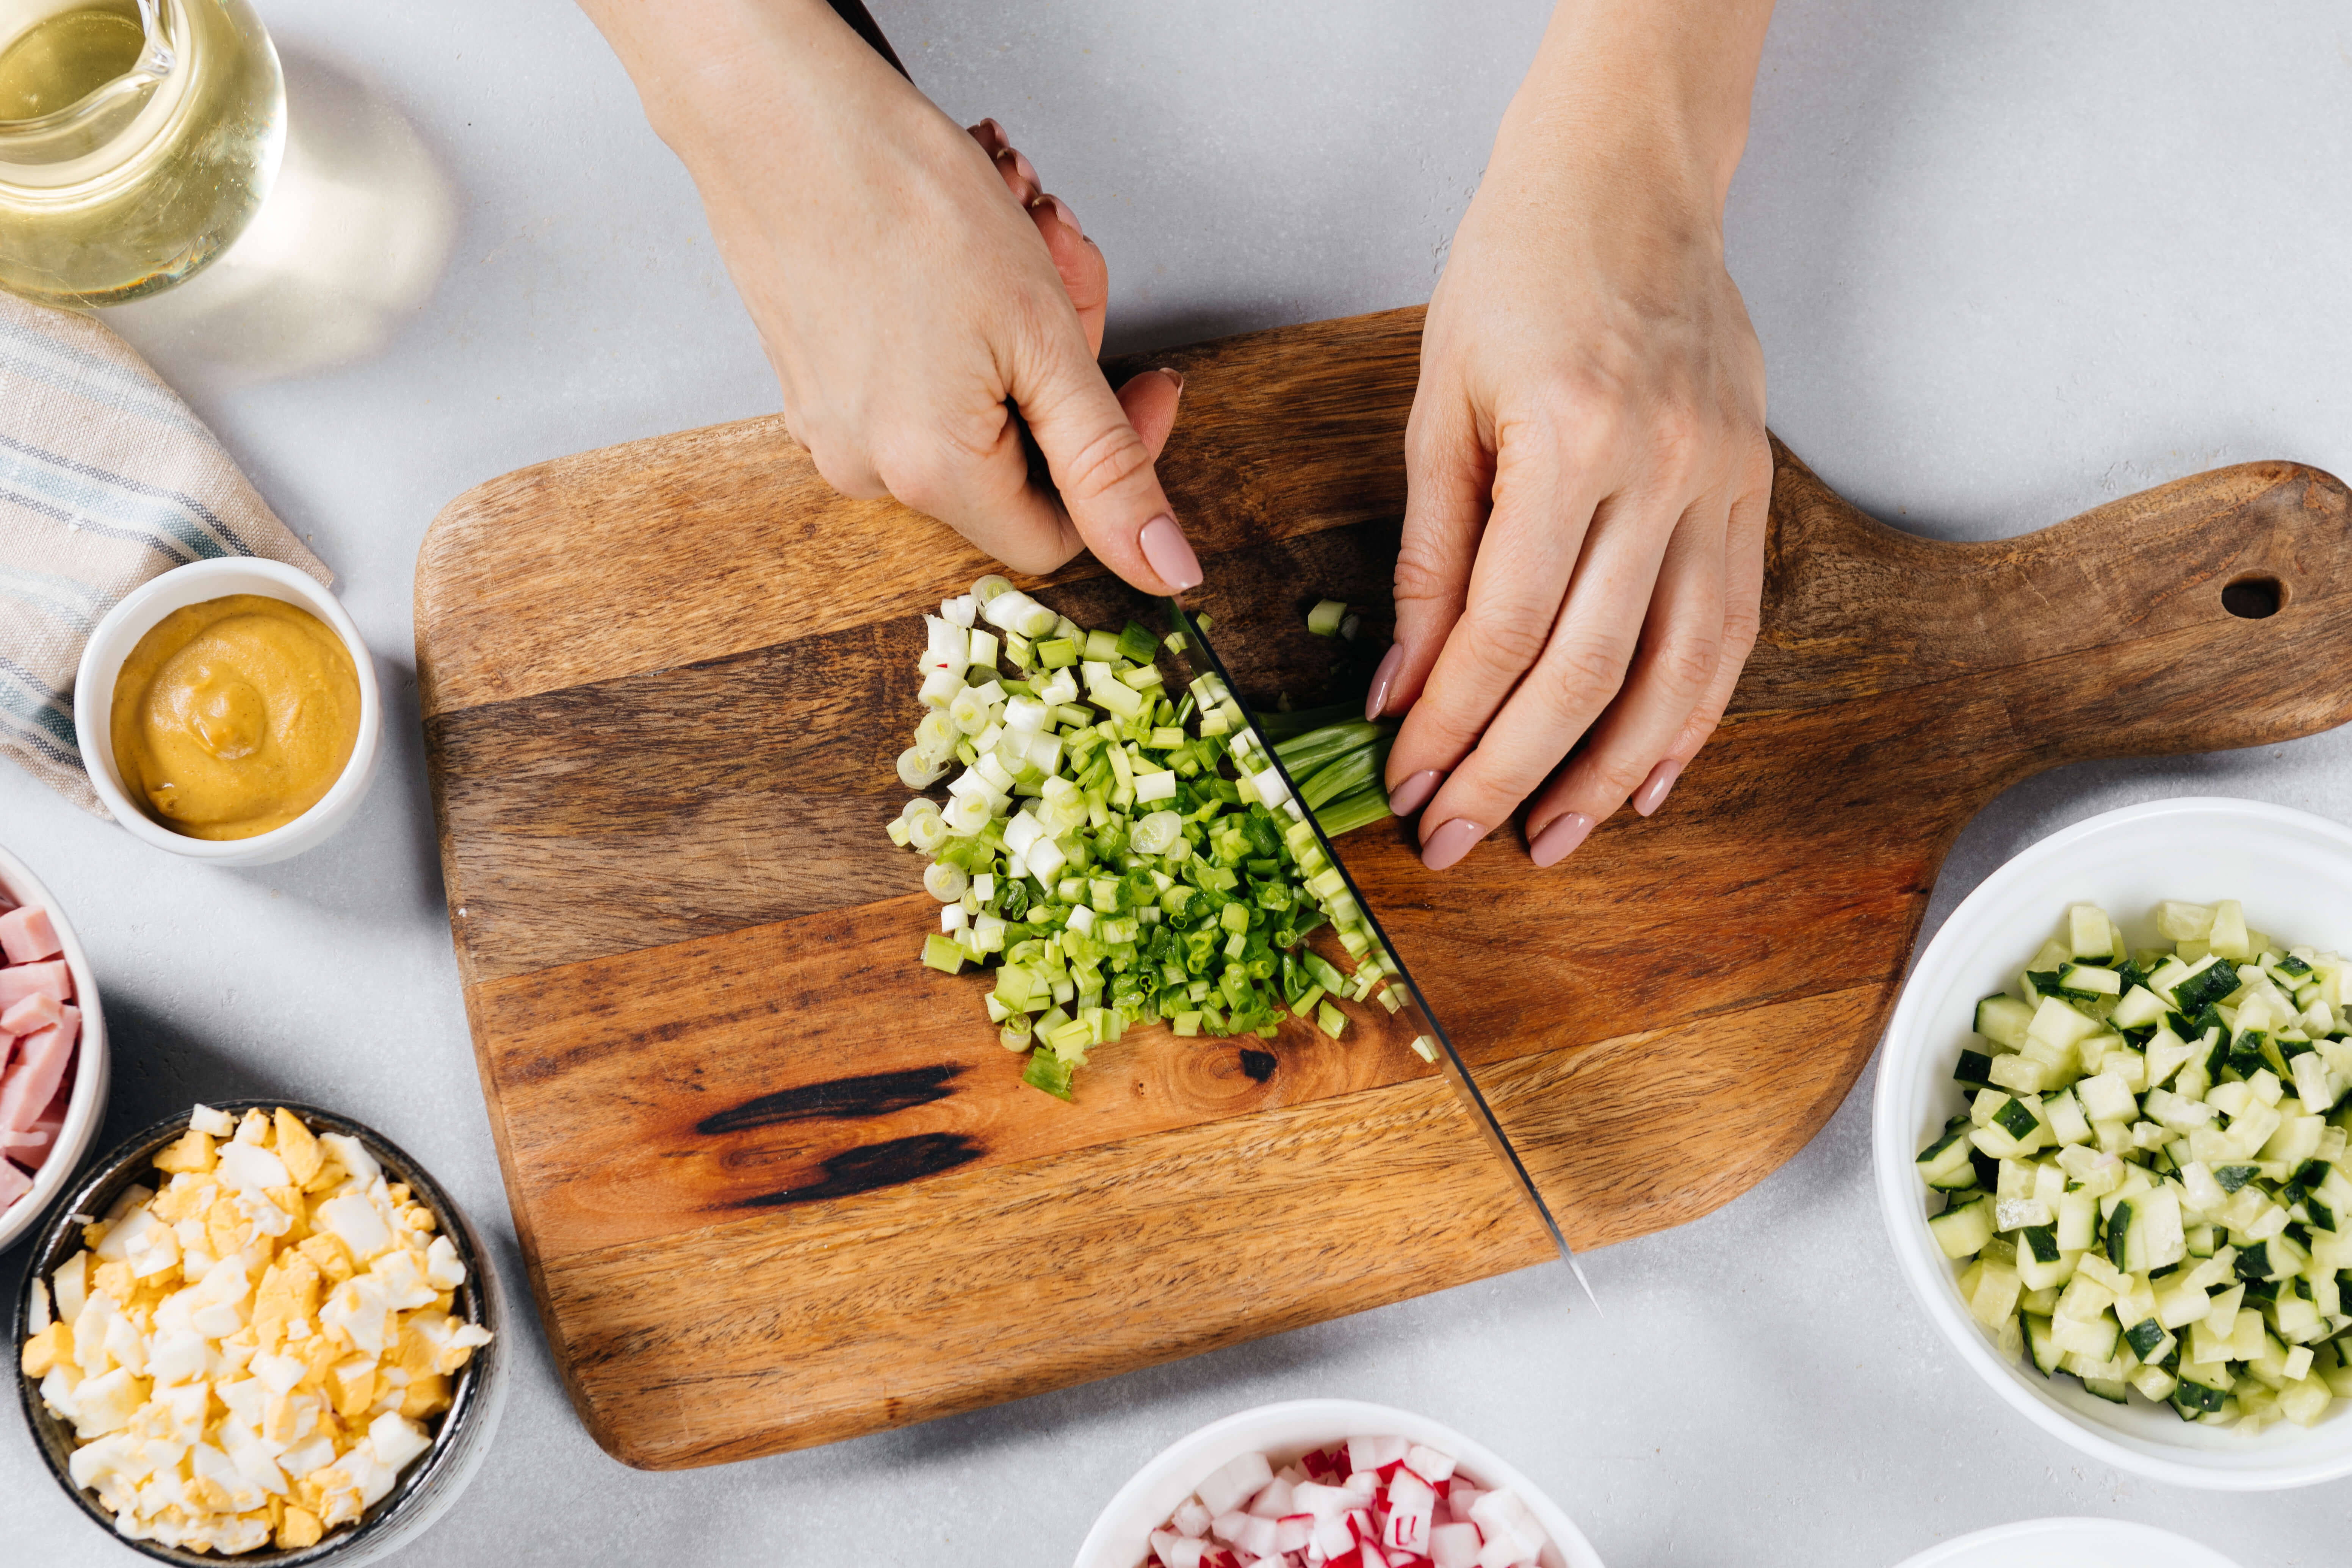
[1290,1481,1354,1522]
[1427,1522,1482,1568]
[0,1156,29,1210]
[1141,1435,1514,1568]
[0,904,60,964]
[1405,1444,1457,1483]
[1,989,64,1036]
[1247,1476,1295,1519]
[1467,1489,1547,1568]
[1198,1452,1275,1516]
[1313,1512,1356,1560]
[0,1007,77,1133]
[1382,1470,1436,1554]
[0,959,69,1010]
[1212,1513,1277,1558]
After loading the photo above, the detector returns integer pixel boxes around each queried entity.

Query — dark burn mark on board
[1238,1049,1277,1083]
[733,1133,985,1208]
[696,1064,963,1135]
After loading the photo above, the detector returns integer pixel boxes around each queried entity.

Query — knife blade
[1165,601,1599,1310]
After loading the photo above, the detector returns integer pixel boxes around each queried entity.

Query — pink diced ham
[0,1156,28,1211]
[0,958,70,1010]
[0,904,59,964]
[2,989,64,1036]
[0,1006,77,1133]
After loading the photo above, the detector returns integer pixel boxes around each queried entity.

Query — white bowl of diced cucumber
[1874,796,2352,1489]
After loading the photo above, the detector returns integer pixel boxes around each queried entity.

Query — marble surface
[8,1,2352,1562]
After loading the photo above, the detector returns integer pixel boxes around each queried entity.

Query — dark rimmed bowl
[15,1101,507,1564]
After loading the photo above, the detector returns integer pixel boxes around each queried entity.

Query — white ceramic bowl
[0,841,111,1252]
[1074,1399,1605,1568]
[74,558,381,865]
[1874,796,2352,1489]
[1889,1516,2241,1568]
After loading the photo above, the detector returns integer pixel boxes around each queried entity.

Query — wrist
[1506,0,1774,218]
[578,0,908,163]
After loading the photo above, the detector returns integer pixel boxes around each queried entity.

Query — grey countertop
[9,1,2352,1562]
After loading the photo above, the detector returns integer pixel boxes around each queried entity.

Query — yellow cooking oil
[0,0,283,306]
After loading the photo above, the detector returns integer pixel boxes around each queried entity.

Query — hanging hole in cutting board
[2222,575,2285,619]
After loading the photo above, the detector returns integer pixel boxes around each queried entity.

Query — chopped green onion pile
[889,577,1426,1100]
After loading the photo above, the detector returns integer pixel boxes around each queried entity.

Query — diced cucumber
[1976,994,2037,1050]
[1930,1197,1995,1259]
[2024,1313,2062,1376]
[2069,904,2116,959]
[1922,895,2349,1428]
[2111,985,2169,1030]
[1917,1126,1978,1190]
[2061,963,2123,996]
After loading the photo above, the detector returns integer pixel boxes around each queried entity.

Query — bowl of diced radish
[0,840,109,1252]
[1874,796,2352,1488]
[1073,1399,1603,1568]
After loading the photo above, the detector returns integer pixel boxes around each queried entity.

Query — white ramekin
[1073,1398,1605,1568]
[1888,1515,2242,1567]
[1873,796,2352,1489]
[0,840,111,1252]
[74,558,380,865]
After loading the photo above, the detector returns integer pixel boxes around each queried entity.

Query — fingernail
[1529,812,1595,869]
[1365,645,1403,721]
[1420,818,1486,872]
[1633,758,1683,817]
[1139,514,1203,592]
[1037,193,1083,239]
[1155,365,1185,396]
[977,117,1002,139]
[1011,150,1039,188]
[1386,768,1441,817]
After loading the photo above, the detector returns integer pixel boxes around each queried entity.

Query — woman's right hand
[578,0,1197,590]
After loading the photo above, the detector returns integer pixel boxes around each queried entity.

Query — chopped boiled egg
[19,1105,492,1555]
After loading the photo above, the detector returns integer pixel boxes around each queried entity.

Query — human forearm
[1507,0,1775,219]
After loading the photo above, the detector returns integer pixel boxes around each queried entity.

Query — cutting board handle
[1762,443,2352,770]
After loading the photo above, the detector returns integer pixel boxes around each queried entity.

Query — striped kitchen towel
[0,291,329,816]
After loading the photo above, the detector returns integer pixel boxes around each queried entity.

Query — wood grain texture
[417,304,2352,1469]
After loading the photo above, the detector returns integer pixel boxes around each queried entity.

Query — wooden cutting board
[416,304,2352,1471]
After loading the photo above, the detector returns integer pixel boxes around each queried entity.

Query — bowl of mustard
[75,559,381,865]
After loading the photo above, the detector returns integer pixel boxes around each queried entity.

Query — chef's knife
[1165,601,1600,1310]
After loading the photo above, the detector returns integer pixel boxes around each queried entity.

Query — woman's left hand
[1371,0,1777,872]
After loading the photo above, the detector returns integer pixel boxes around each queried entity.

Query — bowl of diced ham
[0,841,108,1252]
[1074,1399,1604,1568]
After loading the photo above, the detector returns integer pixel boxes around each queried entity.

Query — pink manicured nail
[1529,812,1595,868]
[1139,514,1203,591]
[1365,645,1403,722]
[1420,818,1486,872]
[1387,769,1441,817]
[1633,758,1683,817]
[1034,192,1083,239]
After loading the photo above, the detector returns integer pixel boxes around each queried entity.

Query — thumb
[1009,326,1204,595]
